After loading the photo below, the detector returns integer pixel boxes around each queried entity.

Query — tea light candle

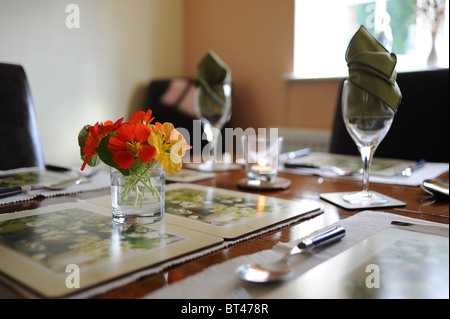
[250,164,272,173]
[251,158,273,173]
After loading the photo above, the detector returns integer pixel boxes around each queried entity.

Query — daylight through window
[293,0,449,79]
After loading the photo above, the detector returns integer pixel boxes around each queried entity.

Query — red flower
[129,109,154,125]
[81,118,123,170]
[108,123,156,169]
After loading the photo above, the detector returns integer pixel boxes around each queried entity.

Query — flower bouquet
[78,109,191,223]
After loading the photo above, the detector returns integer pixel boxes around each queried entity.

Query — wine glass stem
[203,124,218,162]
[359,145,375,195]
[203,124,214,143]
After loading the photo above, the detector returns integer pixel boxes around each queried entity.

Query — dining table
[0,161,448,302]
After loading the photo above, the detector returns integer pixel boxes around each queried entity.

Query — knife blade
[391,221,449,237]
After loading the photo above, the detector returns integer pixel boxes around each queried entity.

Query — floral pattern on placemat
[0,208,184,273]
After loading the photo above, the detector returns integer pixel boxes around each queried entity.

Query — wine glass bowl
[341,79,395,206]
[194,83,232,169]
[195,83,232,131]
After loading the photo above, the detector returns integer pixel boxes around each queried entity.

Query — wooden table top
[1,167,448,299]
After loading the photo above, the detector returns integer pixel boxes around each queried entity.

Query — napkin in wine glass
[195,50,232,110]
[345,25,402,112]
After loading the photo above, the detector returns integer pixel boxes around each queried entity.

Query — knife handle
[0,186,24,199]
[299,226,346,250]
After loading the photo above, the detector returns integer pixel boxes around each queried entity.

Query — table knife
[391,221,449,237]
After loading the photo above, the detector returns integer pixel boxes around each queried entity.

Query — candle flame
[257,158,268,166]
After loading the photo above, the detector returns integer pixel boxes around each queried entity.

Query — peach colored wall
[285,79,341,129]
[183,0,341,131]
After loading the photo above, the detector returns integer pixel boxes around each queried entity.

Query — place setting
[144,209,448,299]
[0,164,109,205]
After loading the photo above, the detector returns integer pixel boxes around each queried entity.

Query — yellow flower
[148,122,191,175]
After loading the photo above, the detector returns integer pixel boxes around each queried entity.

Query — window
[293,0,449,79]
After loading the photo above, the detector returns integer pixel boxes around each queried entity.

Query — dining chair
[145,77,197,131]
[144,77,230,154]
[0,62,45,170]
[329,68,449,163]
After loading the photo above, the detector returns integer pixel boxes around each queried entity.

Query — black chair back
[0,63,45,170]
[329,68,449,163]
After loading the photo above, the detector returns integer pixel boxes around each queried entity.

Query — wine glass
[341,79,395,206]
[194,82,232,171]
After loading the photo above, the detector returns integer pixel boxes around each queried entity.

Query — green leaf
[78,124,101,168]
[78,124,91,157]
[81,153,101,167]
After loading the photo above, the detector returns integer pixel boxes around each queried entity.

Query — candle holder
[238,135,291,191]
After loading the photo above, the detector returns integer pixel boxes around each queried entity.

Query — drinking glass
[341,79,395,206]
[194,82,232,171]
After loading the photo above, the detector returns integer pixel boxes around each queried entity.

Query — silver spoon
[236,225,345,283]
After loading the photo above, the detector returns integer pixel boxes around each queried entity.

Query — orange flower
[81,118,123,170]
[108,123,156,169]
[148,122,191,174]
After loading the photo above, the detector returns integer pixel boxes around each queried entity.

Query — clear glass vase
[110,164,165,224]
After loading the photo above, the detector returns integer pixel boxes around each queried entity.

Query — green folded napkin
[345,25,402,112]
[195,50,232,111]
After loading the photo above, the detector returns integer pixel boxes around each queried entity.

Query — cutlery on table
[236,225,346,283]
[421,178,449,198]
[45,164,72,172]
[283,163,355,176]
[391,221,449,237]
[396,159,426,177]
[0,176,82,199]
[278,148,310,162]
